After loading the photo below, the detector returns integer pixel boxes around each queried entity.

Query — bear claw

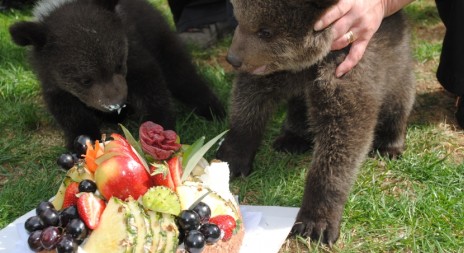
[289,217,340,246]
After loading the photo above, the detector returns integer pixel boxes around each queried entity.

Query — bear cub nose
[226,53,242,68]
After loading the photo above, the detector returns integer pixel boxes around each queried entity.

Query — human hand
[315,0,412,77]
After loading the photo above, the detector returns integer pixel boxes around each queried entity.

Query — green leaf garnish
[119,124,142,155]
[187,191,211,210]
[182,136,205,168]
[119,124,150,172]
[94,151,123,165]
[181,130,228,182]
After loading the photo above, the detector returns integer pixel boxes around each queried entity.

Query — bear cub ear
[94,0,120,11]
[9,21,47,48]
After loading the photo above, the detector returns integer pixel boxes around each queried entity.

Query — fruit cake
[24,122,244,253]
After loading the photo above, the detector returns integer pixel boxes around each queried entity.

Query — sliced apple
[95,154,152,201]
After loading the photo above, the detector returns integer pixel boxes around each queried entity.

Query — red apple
[104,133,133,154]
[94,135,153,200]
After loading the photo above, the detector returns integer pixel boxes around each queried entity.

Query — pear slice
[51,166,93,209]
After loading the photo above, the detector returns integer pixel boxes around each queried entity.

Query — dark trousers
[167,0,236,32]
[435,0,464,95]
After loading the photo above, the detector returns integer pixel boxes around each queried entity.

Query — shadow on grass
[410,89,459,128]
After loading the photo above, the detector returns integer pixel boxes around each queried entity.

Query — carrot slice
[85,140,103,173]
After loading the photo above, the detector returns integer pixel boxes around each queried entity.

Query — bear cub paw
[290,212,341,246]
[272,131,313,154]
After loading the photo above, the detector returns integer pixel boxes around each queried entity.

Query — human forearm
[383,0,415,17]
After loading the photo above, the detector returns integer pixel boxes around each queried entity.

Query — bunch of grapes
[177,202,221,253]
[25,201,88,253]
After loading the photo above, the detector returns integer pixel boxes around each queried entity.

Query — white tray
[0,205,299,253]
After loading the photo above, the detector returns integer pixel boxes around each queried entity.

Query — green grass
[1,0,463,252]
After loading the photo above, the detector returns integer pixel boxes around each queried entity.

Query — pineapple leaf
[119,123,150,172]
[182,136,205,168]
[94,151,123,165]
[181,130,228,182]
[187,191,211,210]
[119,124,143,155]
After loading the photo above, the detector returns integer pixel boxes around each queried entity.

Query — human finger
[335,39,368,77]
[331,27,359,50]
[314,0,354,31]
[327,12,355,46]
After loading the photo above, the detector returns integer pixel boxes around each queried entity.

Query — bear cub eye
[79,78,93,87]
[257,28,273,39]
[115,64,124,73]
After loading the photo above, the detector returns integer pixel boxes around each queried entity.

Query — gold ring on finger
[345,30,355,44]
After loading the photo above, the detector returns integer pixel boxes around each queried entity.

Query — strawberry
[77,192,106,229]
[149,156,182,190]
[150,163,175,190]
[209,215,237,241]
[62,182,79,209]
[167,156,182,188]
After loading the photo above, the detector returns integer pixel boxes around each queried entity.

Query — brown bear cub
[9,0,225,150]
[216,0,415,244]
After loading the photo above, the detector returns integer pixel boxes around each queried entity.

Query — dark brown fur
[216,0,415,244]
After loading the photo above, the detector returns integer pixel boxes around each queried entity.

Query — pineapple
[83,197,135,253]
[147,211,166,253]
[126,197,151,253]
[176,183,240,220]
[160,213,179,253]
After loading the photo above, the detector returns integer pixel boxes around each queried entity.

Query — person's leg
[435,0,464,128]
[167,0,188,24]
[169,0,236,48]
[435,0,464,95]
[1,0,11,10]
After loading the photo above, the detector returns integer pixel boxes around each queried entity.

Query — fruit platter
[0,122,301,253]
[20,122,247,253]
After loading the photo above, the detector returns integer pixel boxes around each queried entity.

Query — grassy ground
[0,0,463,252]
